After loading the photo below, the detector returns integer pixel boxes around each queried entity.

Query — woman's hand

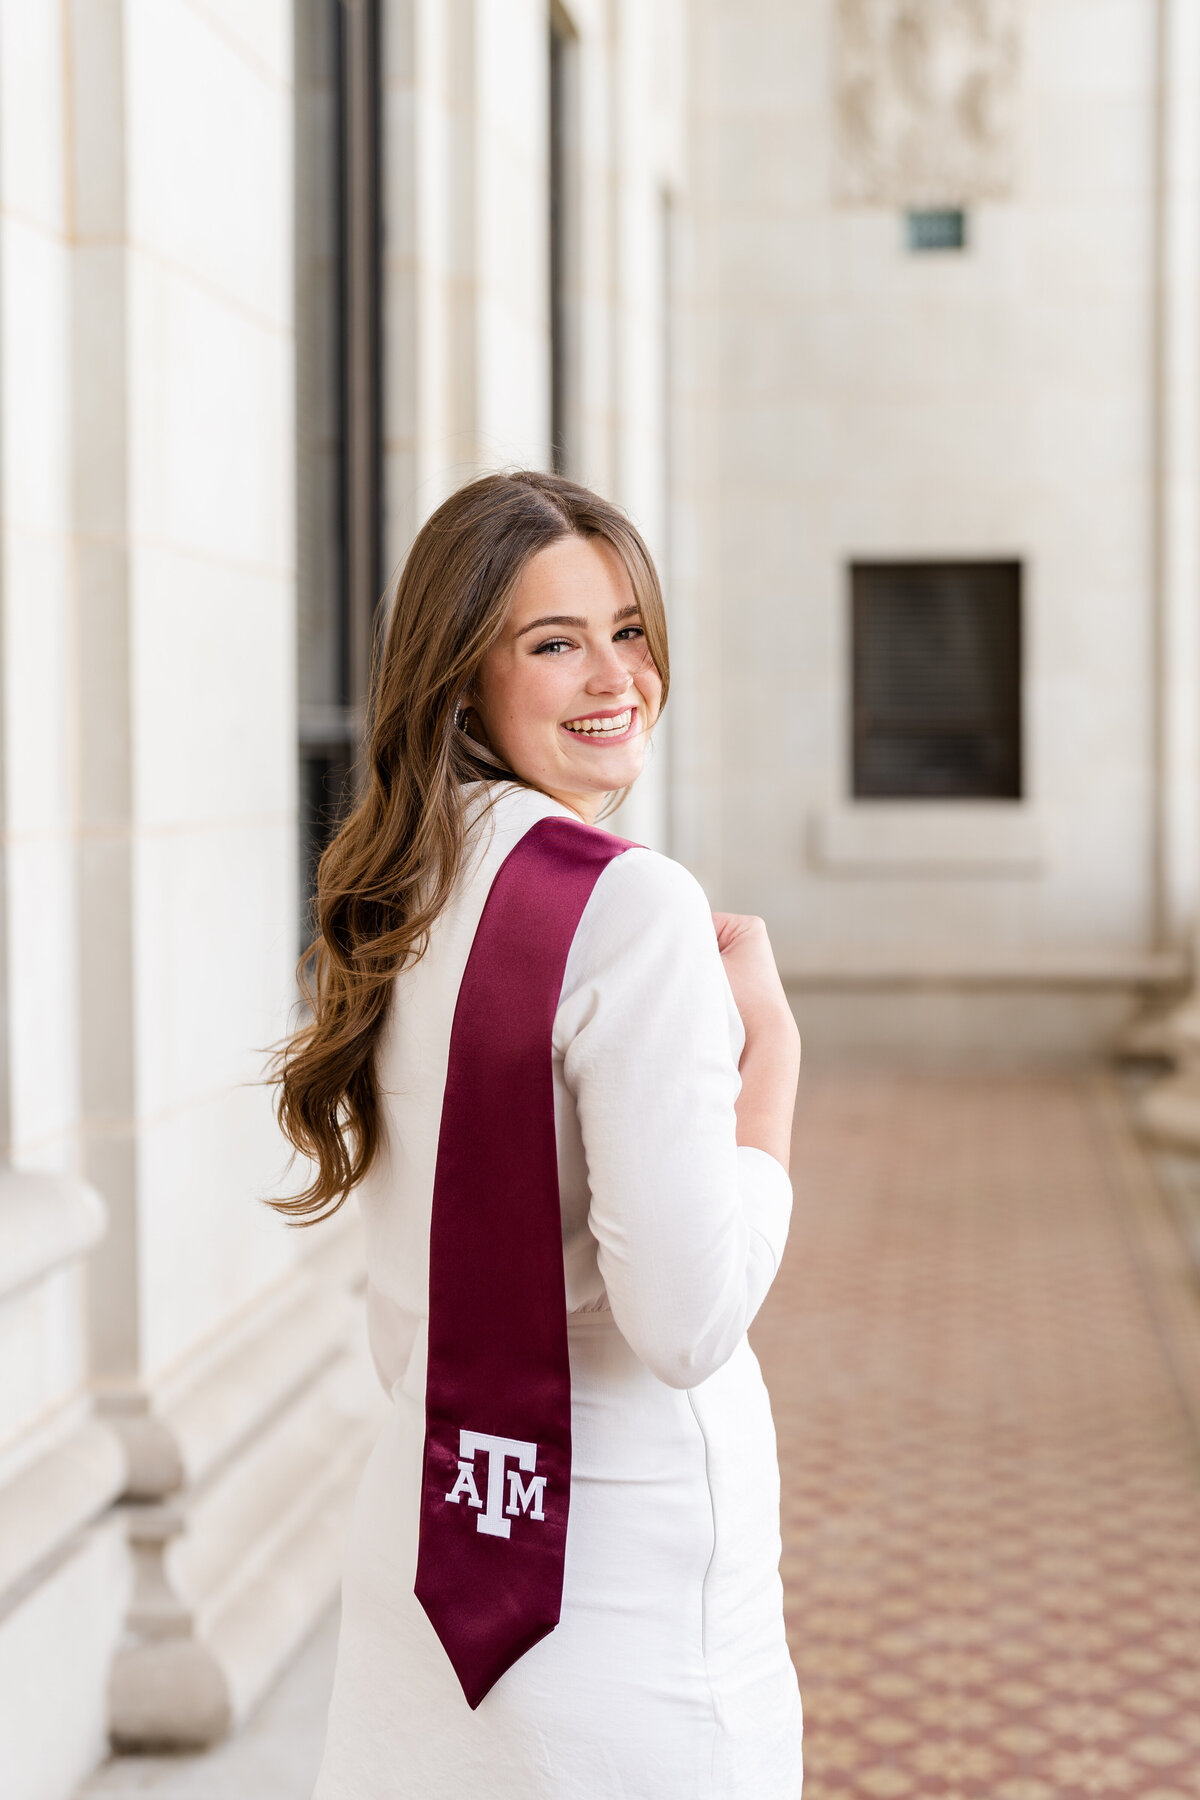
[712,912,801,1171]
[712,913,799,1048]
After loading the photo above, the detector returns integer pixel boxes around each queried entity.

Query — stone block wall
[685,0,1199,1055]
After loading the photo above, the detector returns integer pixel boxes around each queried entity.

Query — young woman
[275,470,803,1798]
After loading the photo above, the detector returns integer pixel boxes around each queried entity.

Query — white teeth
[564,709,633,736]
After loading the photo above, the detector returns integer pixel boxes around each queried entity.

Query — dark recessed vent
[906,208,967,252]
[851,561,1022,800]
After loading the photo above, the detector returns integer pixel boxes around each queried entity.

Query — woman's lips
[559,706,637,745]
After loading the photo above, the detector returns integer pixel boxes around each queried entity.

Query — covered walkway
[758,1070,1200,1800]
[83,1070,1200,1797]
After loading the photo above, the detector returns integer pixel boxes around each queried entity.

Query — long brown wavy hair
[271,469,670,1222]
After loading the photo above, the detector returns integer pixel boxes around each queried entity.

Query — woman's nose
[584,644,633,695]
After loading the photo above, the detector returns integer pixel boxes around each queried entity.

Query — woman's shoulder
[596,840,709,913]
[558,841,726,1038]
[475,788,707,911]
[572,840,716,970]
[470,792,716,952]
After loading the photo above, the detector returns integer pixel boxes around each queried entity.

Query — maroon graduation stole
[415,814,631,1708]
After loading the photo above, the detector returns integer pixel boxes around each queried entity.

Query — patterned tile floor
[752,1070,1200,1800]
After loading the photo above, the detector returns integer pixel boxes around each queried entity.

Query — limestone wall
[686,0,1194,1054]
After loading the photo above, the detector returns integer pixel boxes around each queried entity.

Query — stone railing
[101,1210,384,1749]
[0,1172,126,1800]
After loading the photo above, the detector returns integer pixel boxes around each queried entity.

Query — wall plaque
[836,0,1019,205]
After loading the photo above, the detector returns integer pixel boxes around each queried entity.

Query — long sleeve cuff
[736,1145,793,1274]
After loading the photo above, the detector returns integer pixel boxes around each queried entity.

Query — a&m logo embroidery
[445,1430,547,1538]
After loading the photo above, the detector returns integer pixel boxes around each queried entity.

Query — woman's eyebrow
[514,603,641,640]
[514,614,587,638]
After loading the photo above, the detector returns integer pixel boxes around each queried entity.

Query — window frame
[849,559,1024,803]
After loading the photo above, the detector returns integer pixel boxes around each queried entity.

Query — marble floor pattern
[754,1069,1200,1800]
[83,1068,1200,1797]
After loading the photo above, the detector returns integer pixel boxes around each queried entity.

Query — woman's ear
[456,699,501,759]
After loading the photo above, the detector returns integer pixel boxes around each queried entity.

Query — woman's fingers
[711,910,767,955]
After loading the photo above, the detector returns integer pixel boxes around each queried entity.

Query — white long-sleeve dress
[313,782,803,1799]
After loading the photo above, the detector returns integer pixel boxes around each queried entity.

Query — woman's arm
[557,851,794,1390]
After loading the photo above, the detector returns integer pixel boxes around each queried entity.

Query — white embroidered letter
[445,1459,483,1508]
[457,1430,540,1538]
[505,1469,547,1521]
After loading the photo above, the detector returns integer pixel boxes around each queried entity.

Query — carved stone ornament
[836,0,1019,205]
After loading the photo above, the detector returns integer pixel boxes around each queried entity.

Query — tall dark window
[295,0,383,945]
[851,561,1022,799]
[549,5,578,475]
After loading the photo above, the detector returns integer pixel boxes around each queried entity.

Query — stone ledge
[0,1414,125,1615]
[784,952,1189,988]
[99,1274,360,1500]
[1138,1071,1200,1154]
[0,1170,107,1301]
[811,801,1043,875]
[1,1515,129,1800]
[207,1425,368,1723]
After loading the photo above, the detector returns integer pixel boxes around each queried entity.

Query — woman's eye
[532,637,574,655]
[614,626,645,643]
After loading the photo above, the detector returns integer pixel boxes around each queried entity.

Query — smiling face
[469,533,663,823]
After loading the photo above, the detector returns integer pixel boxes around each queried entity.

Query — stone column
[380,0,687,854]
[382,0,553,554]
[67,0,381,1749]
[597,0,687,853]
[0,7,128,1796]
[1136,0,1200,1147]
